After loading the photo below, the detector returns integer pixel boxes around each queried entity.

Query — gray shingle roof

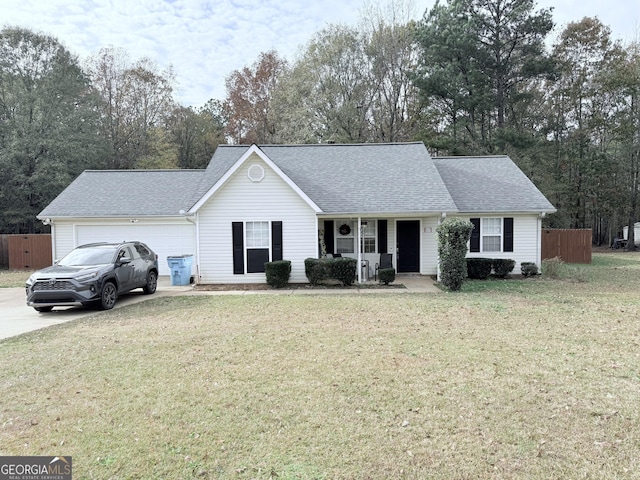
[432,156,556,213]
[202,143,458,214]
[38,170,205,218]
[38,144,555,219]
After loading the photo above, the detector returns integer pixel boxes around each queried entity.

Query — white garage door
[76,224,196,276]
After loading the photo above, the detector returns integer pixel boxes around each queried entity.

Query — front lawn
[0,269,31,288]
[1,253,639,479]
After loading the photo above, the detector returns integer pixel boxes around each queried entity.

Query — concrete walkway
[0,275,440,340]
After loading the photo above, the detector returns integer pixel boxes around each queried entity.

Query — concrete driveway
[1,274,439,341]
[0,277,190,341]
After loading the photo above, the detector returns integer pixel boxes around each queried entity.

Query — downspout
[183,211,199,284]
[437,213,446,283]
[42,218,55,261]
[538,212,545,269]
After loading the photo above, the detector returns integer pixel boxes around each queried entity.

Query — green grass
[1,253,640,479]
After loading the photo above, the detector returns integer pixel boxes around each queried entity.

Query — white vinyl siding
[198,155,317,284]
[465,214,542,268]
[421,217,440,275]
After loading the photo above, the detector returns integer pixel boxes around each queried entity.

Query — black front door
[397,220,420,272]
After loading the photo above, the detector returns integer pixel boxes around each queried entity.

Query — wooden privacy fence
[542,229,592,264]
[0,234,52,270]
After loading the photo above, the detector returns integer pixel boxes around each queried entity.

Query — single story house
[37,142,556,283]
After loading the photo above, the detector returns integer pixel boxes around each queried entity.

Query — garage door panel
[76,224,196,276]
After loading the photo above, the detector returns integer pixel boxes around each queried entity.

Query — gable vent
[248,164,265,182]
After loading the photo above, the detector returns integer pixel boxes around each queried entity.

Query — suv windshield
[59,246,117,266]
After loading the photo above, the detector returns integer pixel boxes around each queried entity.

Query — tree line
[1,0,639,248]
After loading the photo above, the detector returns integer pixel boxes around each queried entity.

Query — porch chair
[374,253,393,281]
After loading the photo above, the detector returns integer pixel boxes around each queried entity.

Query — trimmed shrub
[467,257,493,279]
[329,257,357,286]
[265,260,291,288]
[304,257,357,286]
[304,258,327,286]
[437,218,474,291]
[378,267,396,285]
[492,259,516,278]
[520,262,539,277]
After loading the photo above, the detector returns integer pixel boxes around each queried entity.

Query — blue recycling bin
[167,255,193,286]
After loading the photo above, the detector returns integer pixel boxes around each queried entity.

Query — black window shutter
[503,217,514,252]
[272,221,283,261]
[232,222,244,274]
[324,220,334,255]
[378,220,387,253]
[470,218,480,252]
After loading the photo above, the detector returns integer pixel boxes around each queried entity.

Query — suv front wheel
[99,281,118,310]
[143,270,158,294]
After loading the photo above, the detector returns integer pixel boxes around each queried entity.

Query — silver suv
[26,242,159,312]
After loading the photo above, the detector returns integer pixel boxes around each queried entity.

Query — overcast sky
[2,0,638,108]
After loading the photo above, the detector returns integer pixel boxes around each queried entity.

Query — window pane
[362,220,376,237]
[336,237,354,254]
[482,218,502,234]
[364,238,376,253]
[246,221,269,248]
[483,236,501,252]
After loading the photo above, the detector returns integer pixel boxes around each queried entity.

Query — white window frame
[362,219,376,254]
[246,221,270,249]
[481,217,503,252]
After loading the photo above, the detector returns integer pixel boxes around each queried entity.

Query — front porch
[317,216,442,282]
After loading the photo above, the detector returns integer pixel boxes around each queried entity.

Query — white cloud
[1,0,636,107]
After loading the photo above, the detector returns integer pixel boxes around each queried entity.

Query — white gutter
[436,212,446,283]
[182,210,200,284]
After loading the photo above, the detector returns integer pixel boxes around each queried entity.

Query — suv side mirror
[118,256,132,265]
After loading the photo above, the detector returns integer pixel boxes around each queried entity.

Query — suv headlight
[76,271,99,282]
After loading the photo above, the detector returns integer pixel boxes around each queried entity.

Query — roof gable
[189,144,321,213]
[199,143,458,214]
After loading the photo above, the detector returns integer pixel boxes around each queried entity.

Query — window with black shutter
[470,218,481,252]
[232,221,283,274]
[469,217,513,253]
[232,222,244,274]
[503,218,514,252]
[272,221,283,261]
[378,220,387,253]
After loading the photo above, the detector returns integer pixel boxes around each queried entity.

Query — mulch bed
[193,282,406,291]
